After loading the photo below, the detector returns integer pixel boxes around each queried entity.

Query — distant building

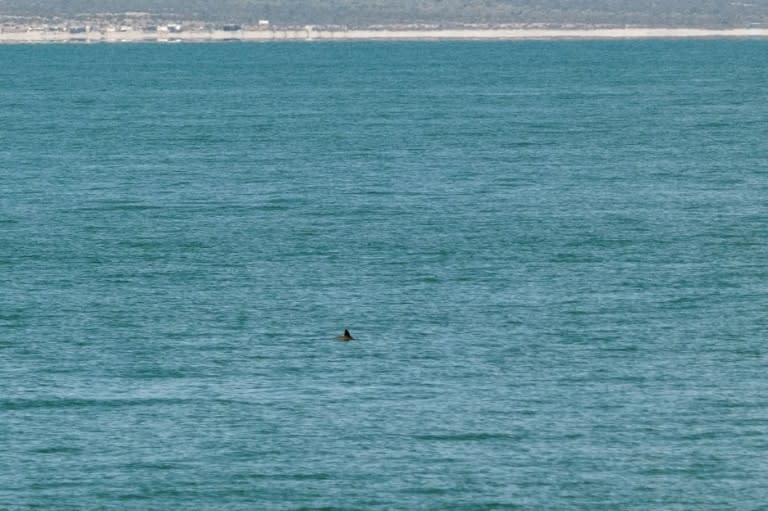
[222,24,241,31]
[258,20,270,29]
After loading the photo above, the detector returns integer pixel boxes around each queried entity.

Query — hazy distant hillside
[1,0,766,27]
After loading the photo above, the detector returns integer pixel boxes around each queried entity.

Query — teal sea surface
[2,40,767,509]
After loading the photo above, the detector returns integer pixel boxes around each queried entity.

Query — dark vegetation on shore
[1,0,766,28]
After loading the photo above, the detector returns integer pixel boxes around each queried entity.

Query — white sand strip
[2,27,768,43]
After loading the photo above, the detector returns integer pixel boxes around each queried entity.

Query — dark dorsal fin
[336,329,354,341]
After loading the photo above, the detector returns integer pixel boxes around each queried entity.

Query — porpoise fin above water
[335,329,354,341]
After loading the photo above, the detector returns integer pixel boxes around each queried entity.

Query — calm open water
[2,40,767,510]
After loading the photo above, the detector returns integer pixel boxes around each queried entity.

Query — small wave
[401,487,452,495]
[121,461,185,470]
[414,432,516,442]
[282,473,333,481]
[244,473,332,481]
[30,446,83,455]
[0,312,25,323]
[68,202,165,213]
[1,397,196,411]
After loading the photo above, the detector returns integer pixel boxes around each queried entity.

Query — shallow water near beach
[2,40,767,509]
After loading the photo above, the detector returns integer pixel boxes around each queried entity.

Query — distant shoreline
[2,27,768,43]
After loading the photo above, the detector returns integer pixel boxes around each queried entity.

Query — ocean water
[1,40,767,510]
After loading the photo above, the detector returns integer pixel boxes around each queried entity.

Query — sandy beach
[2,26,768,43]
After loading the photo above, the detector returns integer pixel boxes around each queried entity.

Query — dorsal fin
[336,329,354,341]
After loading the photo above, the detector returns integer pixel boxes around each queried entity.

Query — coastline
[2,26,768,43]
